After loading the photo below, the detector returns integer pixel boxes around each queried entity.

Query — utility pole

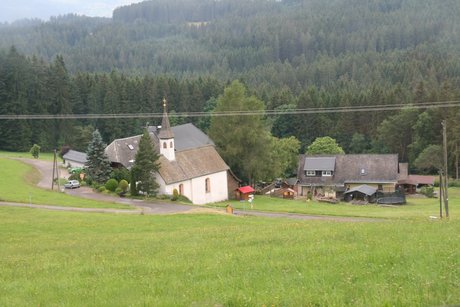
[51,149,61,191]
[439,171,443,218]
[442,120,449,218]
[51,149,56,190]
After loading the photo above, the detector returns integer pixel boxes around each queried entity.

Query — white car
[64,180,80,189]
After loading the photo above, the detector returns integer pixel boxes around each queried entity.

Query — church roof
[105,123,228,182]
[158,145,229,184]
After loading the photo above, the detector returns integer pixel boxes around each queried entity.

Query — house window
[361,168,367,175]
[179,184,184,195]
[163,142,167,149]
[378,184,383,191]
[170,141,173,148]
[306,170,316,176]
[322,171,332,177]
[205,178,211,193]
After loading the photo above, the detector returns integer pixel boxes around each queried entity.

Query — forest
[1,0,460,180]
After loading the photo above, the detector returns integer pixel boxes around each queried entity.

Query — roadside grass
[0,206,458,306]
[0,150,55,161]
[0,158,132,210]
[212,193,459,220]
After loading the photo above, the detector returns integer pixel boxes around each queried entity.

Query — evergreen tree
[131,129,160,196]
[85,129,112,184]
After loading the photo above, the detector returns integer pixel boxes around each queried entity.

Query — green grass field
[0,152,459,305]
[0,206,458,306]
[215,193,459,221]
[0,158,132,209]
[0,150,55,161]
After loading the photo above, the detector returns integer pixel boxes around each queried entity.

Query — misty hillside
[0,0,459,93]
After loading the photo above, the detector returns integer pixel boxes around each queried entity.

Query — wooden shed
[235,186,255,201]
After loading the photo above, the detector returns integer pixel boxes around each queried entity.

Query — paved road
[3,158,384,222]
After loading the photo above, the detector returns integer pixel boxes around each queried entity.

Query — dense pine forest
[1,0,460,178]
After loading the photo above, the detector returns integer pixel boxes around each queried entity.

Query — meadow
[0,157,131,209]
[0,152,459,305]
[0,206,459,306]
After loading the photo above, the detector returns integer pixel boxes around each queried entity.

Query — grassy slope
[215,193,459,220]
[0,150,55,161]
[0,157,132,209]
[0,207,458,306]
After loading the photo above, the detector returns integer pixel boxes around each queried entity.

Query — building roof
[304,157,336,171]
[344,184,377,196]
[298,154,399,186]
[398,175,435,186]
[285,177,299,186]
[158,145,229,184]
[237,186,255,194]
[172,123,214,151]
[105,123,229,183]
[63,150,87,164]
[105,135,141,169]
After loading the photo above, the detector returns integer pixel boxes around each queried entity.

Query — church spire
[159,98,174,139]
[158,98,175,161]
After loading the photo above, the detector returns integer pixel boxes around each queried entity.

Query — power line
[0,100,459,120]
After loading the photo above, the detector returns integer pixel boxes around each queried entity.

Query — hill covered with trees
[1,0,460,178]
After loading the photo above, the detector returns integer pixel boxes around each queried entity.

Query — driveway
[18,158,200,214]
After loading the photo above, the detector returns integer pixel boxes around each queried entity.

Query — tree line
[1,48,460,181]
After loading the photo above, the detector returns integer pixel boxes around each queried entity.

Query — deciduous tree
[306,136,344,155]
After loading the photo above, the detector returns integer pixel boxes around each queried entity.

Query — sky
[0,0,144,23]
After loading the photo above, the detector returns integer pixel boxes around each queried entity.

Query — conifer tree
[131,129,160,196]
[85,129,112,184]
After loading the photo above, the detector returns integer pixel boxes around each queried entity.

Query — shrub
[420,186,435,198]
[118,179,129,192]
[115,187,123,194]
[68,173,80,181]
[30,144,41,159]
[171,188,179,201]
[111,168,130,183]
[98,186,106,193]
[105,179,118,192]
[177,195,192,203]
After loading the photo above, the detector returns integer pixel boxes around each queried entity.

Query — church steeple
[159,98,175,161]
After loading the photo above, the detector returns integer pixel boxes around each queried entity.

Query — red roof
[237,186,255,194]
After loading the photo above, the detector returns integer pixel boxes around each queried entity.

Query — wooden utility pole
[442,120,449,218]
[51,149,61,191]
[439,171,443,218]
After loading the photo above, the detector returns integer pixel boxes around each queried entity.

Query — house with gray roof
[105,102,234,205]
[297,154,400,199]
[62,150,87,168]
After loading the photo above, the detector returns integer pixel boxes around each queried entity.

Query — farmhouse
[105,103,234,205]
[397,163,435,194]
[297,154,400,200]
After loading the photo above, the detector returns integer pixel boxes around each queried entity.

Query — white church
[105,100,237,205]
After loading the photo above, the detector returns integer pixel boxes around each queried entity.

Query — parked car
[64,180,80,189]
